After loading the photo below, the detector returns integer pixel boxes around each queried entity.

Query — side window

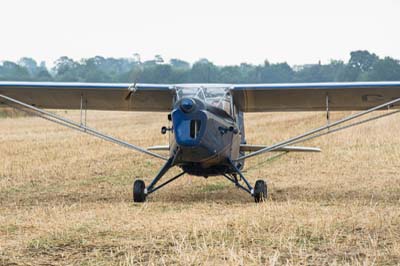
[222,100,231,115]
[222,93,232,116]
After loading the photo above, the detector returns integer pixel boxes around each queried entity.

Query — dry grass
[0,108,30,119]
[1,110,400,265]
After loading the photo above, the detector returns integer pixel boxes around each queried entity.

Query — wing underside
[2,81,400,112]
[0,82,174,111]
[231,82,400,112]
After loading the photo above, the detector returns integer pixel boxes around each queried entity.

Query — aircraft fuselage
[169,96,244,176]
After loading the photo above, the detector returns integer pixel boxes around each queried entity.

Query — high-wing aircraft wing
[3,81,400,112]
[0,82,174,111]
[231,82,400,112]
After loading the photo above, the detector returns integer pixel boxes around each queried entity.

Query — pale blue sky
[1,0,399,66]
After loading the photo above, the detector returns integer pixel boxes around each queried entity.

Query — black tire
[133,180,146,203]
[254,180,267,203]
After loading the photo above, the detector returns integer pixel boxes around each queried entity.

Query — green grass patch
[0,108,31,118]
[0,110,6,119]
[77,172,131,187]
[0,224,19,235]
[28,234,85,251]
[200,182,229,193]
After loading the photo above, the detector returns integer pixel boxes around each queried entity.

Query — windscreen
[176,86,232,115]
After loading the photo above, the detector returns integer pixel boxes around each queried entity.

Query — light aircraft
[1,81,400,202]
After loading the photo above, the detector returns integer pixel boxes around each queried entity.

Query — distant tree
[1,50,399,83]
[143,60,157,67]
[349,50,379,73]
[18,57,38,76]
[0,61,30,81]
[169,58,190,69]
[79,56,111,82]
[295,65,322,82]
[259,62,294,83]
[341,50,380,81]
[132,53,141,63]
[327,60,347,81]
[154,55,164,64]
[35,61,53,81]
[219,66,242,83]
[366,57,400,81]
[52,56,81,81]
[238,63,259,83]
[35,69,53,81]
[295,60,346,82]
[190,59,218,82]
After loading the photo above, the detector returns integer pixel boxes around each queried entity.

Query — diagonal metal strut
[290,109,400,146]
[147,171,185,195]
[0,94,168,161]
[223,159,254,195]
[236,97,400,161]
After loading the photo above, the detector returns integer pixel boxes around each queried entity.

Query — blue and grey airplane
[1,81,400,202]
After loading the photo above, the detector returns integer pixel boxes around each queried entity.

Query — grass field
[1,110,400,265]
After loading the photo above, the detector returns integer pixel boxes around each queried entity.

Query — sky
[0,0,399,66]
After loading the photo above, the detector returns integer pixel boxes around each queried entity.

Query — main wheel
[253,180,268,203]
[133,179,146,202]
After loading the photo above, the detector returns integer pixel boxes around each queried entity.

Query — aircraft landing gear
[224,159,268,203]
[133,157,185,203]
[133,179,146,202]
[253,179,268,203]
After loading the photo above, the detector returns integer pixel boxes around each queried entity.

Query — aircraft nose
[180,98,196,113]
[172,101,206,147]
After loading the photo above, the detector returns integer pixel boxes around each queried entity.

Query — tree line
[1,50,400,83]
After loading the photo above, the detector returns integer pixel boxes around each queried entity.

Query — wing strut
[0,94,168,161]
[236,97,400,161]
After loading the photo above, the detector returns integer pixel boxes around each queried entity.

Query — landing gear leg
[133,158,185,203]
[223,159,268,203]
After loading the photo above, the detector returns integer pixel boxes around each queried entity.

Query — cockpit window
[176,86,232,115]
